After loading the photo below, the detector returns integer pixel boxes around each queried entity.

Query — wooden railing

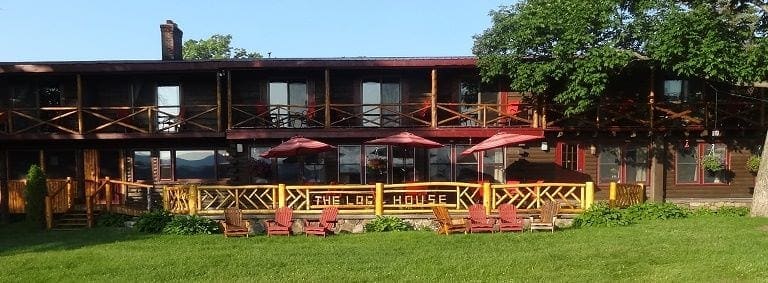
[0,105,220,135]
[609,182,645,208]
[7,179,76,214]
[435,103,537,128]
[44,177,75,229]
[164,181,595,216]
[85,177,155,228]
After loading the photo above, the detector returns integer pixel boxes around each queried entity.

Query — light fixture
[630,131,637,138]
[236,144,243,153]
[540,142,549,151]
[557,132,563,137]
[711,129,721,137]
[589,145,597,155]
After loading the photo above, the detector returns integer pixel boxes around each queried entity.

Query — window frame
[596,145,650,185]
[361,78,401,127]
[675,143,730,185]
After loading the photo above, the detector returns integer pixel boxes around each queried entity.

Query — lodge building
[0,21,763,216]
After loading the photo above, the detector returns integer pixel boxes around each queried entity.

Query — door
[84,149,124,204]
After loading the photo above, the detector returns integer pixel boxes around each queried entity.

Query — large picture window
[597,145,649,184]
[249,146,273,184]
[428,147,452,181]
[131,148,228,182]
[338,145,362,184]
[455,145,479,182]
[132,151,152,181]
[676,143,729,184]
[365,145,389,183]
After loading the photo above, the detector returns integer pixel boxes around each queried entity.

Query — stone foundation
[667,198,752,210]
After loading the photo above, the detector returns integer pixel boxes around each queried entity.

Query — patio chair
[497,203,524,232]
[220,207,252,237]
[466,204,496,233]
[265,207,294,236]
[304,206,338,237]
[530,201,560,232]
[431,206,466,235]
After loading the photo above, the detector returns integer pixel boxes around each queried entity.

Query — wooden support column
[216,71,222,132]
[430,69,437,128]
[649,138,666,202]
[278,183,286,208]
[608,182,617,207]
[585,182,594,209]
[482,182,491,214]
[105,177,112,212]
[375,183,384,216]
[648,68,655,131]
[188,185,198,215]
[227,70,233,130]
[324,69,331,128]
[77,74,83,134]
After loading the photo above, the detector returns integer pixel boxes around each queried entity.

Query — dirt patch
[758,225,768,233]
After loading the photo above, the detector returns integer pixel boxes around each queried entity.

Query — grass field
[2,216,768,282]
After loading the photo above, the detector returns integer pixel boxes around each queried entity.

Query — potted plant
[700,154,724,174]
[747,155,760,175]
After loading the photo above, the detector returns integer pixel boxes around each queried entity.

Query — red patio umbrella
[461,132,542,155]
[260,136,336,158]
[364,131,443,148]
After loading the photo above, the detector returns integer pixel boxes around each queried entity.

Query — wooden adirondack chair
[530,201,560,232]
[265,207,294,236]
[466,204,496,233]
[497,203,524,232]
[431,206,466,235]
[220,207,252,237]
[304,206,338,237]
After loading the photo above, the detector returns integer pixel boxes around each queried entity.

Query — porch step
[51,210,93,231]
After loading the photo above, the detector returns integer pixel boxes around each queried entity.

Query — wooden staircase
[51,210,91,231]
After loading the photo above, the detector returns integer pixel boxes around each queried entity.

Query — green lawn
[2,216,768,282]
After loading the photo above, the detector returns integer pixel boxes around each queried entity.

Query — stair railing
[45,177,73,230]
[86,178,108,228]
[85,177,156,227]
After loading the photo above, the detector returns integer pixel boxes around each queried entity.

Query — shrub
[715,206,750,217]
[97,212,134,227]
[746,155,760,174]
[24,165,47,229]
[364,216,413,232]
[572,202,632,228]
[163,215,220,235]
[134,210,173,233]
[622,202,689,222]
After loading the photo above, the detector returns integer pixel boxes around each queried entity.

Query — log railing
[85,177,155,228]
[609,182,645,208]
[435,103,537,128]
[44,177,74,229]
[164,181,595,216]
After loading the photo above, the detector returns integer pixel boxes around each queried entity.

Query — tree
[183,34,261,60]
[24,165,47,229]
[473,0,768,214]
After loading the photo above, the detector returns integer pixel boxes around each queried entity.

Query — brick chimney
[160,20,183,60]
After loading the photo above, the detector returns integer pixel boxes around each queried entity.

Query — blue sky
[0,0,511,62]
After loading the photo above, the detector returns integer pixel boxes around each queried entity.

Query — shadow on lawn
[0,222,152,256]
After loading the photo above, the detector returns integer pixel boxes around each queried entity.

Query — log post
[430,69,437,128]
[76,74,83,134]
[216,71,222,132]
[162,186,170,211]
[375,183,384,216]
[585,182,595,210]
[188,185,198,215]
[324,68,331,128]
[227,70,233,130]
[105,177,112,213]
[86,195,93,228]
[278,183,286,208]
[482,182,491,214]
[609,182,617,207]
[45,196,53,230]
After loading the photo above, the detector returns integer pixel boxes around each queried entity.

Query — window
[362,79,400,127]
[365,145,389,183]
[557,143,583,171]
[428,147,452,181]
[132,151,152,181]
[157,85,180,132]
[249,146,273,184]
[460,81,479,126]
[482,148,505,183]
[303,153,328,184]
[392,146,415,183]
[175,150,215,180]
[45,151,77,179]
[269,81,308,127]
[676,143,729,184]
[216,150,231,180]
[664,80,688,102]
[597,146,649,184]
[159,150,173,180]
[455,145,479,182]
[338,145,362,184]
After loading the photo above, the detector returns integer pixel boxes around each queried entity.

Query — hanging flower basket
[746,155,760,175]
[701,154,724,173]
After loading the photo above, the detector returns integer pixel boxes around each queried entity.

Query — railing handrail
[45,177,74,229]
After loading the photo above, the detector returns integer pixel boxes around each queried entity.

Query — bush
[134,210,173,233]
[572,202,632,228]
[163,215,220,235]
[24,165,47,229]
[746,155,760,174]
[622,202,690,222]
[364,216,413,232]
[97,212,134,227]
[715,206,750,217]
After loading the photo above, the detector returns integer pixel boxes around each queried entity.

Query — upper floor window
[269,81,307,127]
[598,145,649,184]
[676,143,728,184]
[460,81,480,126]
[664,80,689,103]
[157,85,180,132]
[362,79,400,127]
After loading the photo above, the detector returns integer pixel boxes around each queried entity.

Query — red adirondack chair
[265,207,293,236]
[466,204,495,233]
[304,206,338,237]
[497,203,524,232]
